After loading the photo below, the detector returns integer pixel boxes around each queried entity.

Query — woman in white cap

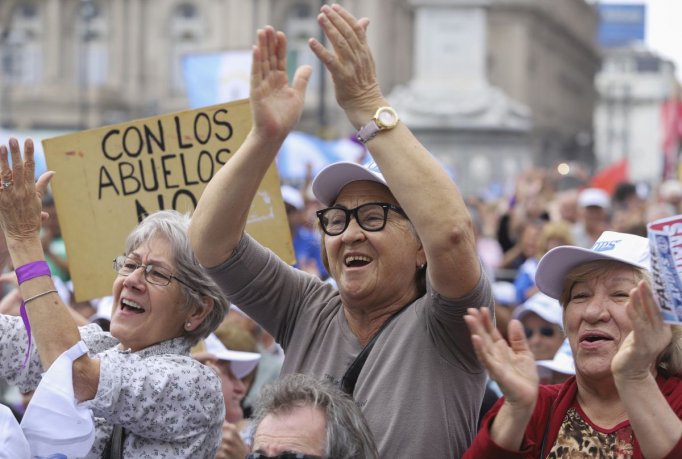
[189,5,492,458]
[512,292,565,360]
[464,231,682,458]
[193,334,260,459]
[0,138,230,457]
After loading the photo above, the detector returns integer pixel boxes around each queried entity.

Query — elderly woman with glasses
[464,231,682,458]
[0,138,229,457]
[189,5,492,458]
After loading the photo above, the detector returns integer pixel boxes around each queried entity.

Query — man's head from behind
[249,374,379,459]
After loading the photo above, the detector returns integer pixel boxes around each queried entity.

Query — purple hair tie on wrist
[16,261,51,285]
[16,261,52,369]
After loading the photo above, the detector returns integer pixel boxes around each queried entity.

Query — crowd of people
[0,3,681,458]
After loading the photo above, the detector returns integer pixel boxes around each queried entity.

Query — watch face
[376,107,399,129]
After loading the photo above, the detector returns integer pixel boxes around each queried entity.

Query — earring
[185,322,192,330]
[419,263,426,270]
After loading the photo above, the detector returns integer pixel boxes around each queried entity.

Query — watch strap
[356,120,380,144]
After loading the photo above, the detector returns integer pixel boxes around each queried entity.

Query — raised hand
[464,307,539,409]
[611,280,672,380]
[0,138,53,242]
[308,4,380,126]
[250,26,312,141]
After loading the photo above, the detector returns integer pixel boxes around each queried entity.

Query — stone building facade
[0,0,599,190]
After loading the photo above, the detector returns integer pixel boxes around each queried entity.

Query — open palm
[250,27,311,140]
[465,308,539,408]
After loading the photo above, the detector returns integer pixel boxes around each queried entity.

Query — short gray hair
[250,373,379,459]
[123,210,229,345]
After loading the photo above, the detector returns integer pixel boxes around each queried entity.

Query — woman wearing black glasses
[464,231,682,458]
[190,4,492,458]
[0,139,229,457]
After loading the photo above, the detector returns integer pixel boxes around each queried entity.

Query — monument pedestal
[389,0,532,195]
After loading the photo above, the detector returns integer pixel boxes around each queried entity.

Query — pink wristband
[16,261,51,285]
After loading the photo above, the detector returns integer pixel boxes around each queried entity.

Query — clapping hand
[464,307,539,410]
[611,280,672,381]
[308,4,380,127]
[0,138,53,243]
[250,27,311,141]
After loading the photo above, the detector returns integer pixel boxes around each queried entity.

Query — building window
[170,3,205,94]
[77,1,109,87]
[285,2,319,90]
[3,1,43,84]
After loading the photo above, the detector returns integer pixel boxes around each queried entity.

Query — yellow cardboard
[42,99,293,301]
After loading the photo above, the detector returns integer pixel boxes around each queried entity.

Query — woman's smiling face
[323,181,424,309]
[563,263,641,381]
[110,235,190,351]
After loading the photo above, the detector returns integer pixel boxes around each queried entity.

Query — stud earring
[185,322,192,330]
[419,263,426,270]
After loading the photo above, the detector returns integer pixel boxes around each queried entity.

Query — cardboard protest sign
[42,99,294,302]
[648,215,682,324]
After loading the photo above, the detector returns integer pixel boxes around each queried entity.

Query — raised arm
[189,28,312,268]
[308,5,479,297]
[464,307,539,450]
[611,281,682,458]
[0,138,100,401]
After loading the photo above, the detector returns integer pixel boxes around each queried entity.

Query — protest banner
[42,99,294,301]
[648,214,682,324]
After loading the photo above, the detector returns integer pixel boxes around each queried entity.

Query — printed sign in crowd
[42,99,294,302]
[648,215,682,324]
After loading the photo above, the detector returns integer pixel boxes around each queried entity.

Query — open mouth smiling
[121,298,145,314]
[344,255,372,268]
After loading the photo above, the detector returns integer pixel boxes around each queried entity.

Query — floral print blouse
[0,315,224,458]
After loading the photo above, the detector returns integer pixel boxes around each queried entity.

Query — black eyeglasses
[524,326,557,339]
[316,202,407,236]
[246,453,323,459]
[113,255,196,292]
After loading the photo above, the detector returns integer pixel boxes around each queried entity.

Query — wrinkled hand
[250,26,312,140]
[308,4,380,125]
[465,308,539,410]
[0,138,53,242]
[215,421,249,459]
[611,281,672,380]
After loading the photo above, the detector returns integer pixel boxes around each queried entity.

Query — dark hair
[250,374,379,459]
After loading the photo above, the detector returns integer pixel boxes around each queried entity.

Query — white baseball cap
[537,339,575,375]
[536,231,651,300]
[512,292,563,327]
[312,160,388,206]
[578,187,610,209]
[203,334,260,379]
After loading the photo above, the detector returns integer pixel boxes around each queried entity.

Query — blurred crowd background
[1,0,682,437]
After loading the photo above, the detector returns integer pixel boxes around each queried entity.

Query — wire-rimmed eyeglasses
[113,255,196,292]
[316,202,407,236]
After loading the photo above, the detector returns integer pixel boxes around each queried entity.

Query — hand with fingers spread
[0,138,53,244]
[465,307,539,410]
[465,307,539,451]
[251,26,312,141]
[308,4,382,126]
[611,280,673,381]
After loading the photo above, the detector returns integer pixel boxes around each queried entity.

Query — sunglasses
[524,326,557,339]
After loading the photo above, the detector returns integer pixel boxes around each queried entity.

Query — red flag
[589,159,628,195]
